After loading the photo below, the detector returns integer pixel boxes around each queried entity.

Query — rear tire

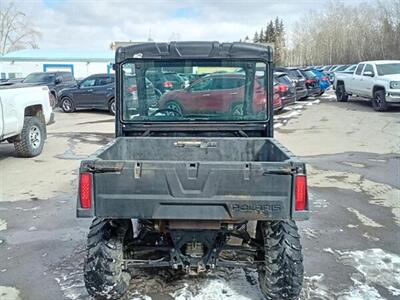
[256,220,304,300]
[109,99,116,115]
[372,90,388,111]
[164,100,183,116]
[14,116,45,157]
[84,218,132,300]
[49,93,57,109]
[231,103,244,116]
[61,97,75,113]
[336,84,348,102]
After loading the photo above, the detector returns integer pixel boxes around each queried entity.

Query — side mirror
[364,71,374,77]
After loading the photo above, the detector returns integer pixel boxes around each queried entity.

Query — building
[0,49,115,80]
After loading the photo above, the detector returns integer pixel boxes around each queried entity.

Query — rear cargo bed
[98,137,291,162]
[80,137,303,221]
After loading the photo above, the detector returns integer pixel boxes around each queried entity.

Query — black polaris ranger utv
[77,42,309,300]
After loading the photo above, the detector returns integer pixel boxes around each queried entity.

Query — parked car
[307,68,330,94]
[327,65,349,83]
[58,74,116,114]
[0,84,54,157]
[275,67,308,100]
[10,72,77,108]
[274,72,296,106]
[0,77,24,85]
[332,64,357,89]
[273,83,283,111]
[335,60,400,111]
[123,75,158,115]
[146,71,184,97]
[332,64,357,90]
[158,73,267,116]
[299,69,322,97]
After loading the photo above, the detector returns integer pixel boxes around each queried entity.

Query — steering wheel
[150,108,183,117]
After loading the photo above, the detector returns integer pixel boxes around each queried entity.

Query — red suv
[158,73,272,116]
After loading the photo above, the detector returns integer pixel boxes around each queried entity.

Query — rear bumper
[281,95,296,106]
[295,89,308,100]
[78,196,309,221]
[307,86,321,96]
[84,196,291,220]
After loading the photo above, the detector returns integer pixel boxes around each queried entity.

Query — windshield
[23,73,55,84]
[288,69,303,79]
[121,60,268,122]
[376,63,400,76]
[335,65,348,71]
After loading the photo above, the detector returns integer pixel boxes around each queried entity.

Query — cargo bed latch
[244,163,250,180]
[134,162,142,178]
[187,163,199,179]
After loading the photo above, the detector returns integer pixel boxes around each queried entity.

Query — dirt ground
[0,90,399,300]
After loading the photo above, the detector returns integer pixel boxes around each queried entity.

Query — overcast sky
[14,0,371,51]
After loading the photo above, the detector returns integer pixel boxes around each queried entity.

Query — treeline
[244,17,286,65]
[247,0,400,66]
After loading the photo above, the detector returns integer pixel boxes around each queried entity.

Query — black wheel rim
[166,103,182,116]
[338,87,343,99]
[375,94,382,107]
[232,104,244,116]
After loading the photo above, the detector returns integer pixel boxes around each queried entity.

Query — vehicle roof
[88,73,114,77]
[274,71,288,76]
[116,41,273,63]
[207,72,245,77]
[359,60,400,65]
[28,71,71,75]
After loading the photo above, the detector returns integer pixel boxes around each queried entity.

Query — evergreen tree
[245,17,287,64]
[253,31,259,43]
[259,29,265,43]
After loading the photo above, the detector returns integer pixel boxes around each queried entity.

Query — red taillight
[79,173,92,209]
[127,85,137,93]
[295,175,307,211]
[305,79,315,84]
[278,84,289,93]
[163,81,173,88]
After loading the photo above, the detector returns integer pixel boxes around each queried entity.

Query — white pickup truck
[0,85,54,157]
[335,60,400,111]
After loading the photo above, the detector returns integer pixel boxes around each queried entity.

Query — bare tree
[286,0,400,66]
[0,2,41,55]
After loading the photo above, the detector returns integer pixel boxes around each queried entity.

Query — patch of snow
[0,219,7,231]
[171,269,264,300]
[0,286,21,300]
[28,226,38,231]
[342,162,366,168]
[346,208,384,228]
[329,248,400,297]
[347,224,359,228]
[362,232,380,242]
[301,228,319,239]
[307,166,400,226]
[339,277,383,300]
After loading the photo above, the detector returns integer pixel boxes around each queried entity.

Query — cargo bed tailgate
[86,160,295,220]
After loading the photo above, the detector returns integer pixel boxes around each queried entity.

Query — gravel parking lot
[0,90,399,300]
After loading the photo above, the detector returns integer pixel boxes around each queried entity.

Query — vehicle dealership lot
[0,91,399,299]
